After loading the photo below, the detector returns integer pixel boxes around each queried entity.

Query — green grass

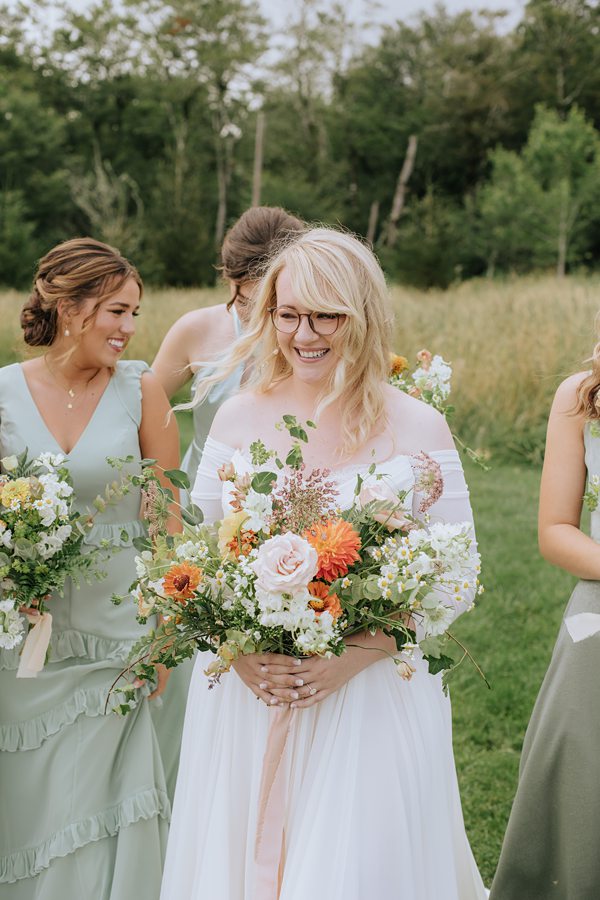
[450,460,576,883]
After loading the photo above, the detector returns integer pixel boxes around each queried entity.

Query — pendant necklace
[43,356,102,410]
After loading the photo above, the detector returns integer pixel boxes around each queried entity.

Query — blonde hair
[191,227,393,454]
[575,320,600,418]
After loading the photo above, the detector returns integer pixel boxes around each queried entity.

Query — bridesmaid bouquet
[112,418,483,712]
[390,349,489,468]
[0,450,123,676]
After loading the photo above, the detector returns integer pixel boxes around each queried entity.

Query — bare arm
[138,372,181,699]
[151,312,200,398]
[538,373,600,579]
[152,305,234,399]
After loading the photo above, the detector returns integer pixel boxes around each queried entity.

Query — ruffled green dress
[490,421,600,899]
[0,361,169,899]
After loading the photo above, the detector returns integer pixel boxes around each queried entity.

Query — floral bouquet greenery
[0,449,125,676]
[111,418,483,713]
[390,349,489,468]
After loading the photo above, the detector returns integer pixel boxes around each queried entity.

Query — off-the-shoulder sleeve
[412,449,479,636]
[190,435,236,524]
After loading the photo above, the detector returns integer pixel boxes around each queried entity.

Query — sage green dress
[490,422,600,899]
[0,361,169,899]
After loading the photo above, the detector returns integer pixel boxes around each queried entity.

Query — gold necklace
[43,356,103,410]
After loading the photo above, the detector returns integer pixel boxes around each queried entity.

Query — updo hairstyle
[221,207,305,310]
[20,237,142,347]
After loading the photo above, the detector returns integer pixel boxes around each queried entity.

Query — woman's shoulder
[383,382,454,452]
[552,371,588,408]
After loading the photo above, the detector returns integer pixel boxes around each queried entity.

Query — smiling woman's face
[273,266,343,387]
[64,276,141,367]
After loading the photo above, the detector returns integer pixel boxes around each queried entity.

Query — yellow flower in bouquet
[218,510,249,558]
[390,354,409,376]
[1,478,32,509]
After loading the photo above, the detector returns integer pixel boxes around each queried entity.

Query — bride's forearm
[344,628,397,662]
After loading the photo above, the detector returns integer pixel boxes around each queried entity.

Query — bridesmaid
[490,357,600,898]
[152,205,305,493]
[0,238,179,899]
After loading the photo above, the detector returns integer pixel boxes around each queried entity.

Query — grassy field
[452,460,576,883]
[4,274,600,461]
[1,278,589,882]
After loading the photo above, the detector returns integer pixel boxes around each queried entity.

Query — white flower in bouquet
[420,602,456,637]
[412,354,452,404]
[240,489,273,533]
[0,599,25,649]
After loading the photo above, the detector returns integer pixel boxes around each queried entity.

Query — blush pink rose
[358,481,411,531]
[250,533,318,594]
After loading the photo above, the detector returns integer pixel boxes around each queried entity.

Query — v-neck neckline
[17,362,114,457]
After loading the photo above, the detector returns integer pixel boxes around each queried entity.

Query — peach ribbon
[17,611,53,678]
[253,705,295,900]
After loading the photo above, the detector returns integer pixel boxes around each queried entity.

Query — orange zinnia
[308,581,343,620]
[163,561,202,604]
[304,518,361,582]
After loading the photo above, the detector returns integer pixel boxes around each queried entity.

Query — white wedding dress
[160,437,487,900]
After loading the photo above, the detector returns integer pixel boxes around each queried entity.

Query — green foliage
[1,0,600,285]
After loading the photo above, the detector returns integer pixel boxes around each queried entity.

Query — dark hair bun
[20,286,58,347]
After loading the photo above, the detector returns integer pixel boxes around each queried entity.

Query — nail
[260,666,269,673]
[290,702,297,709]
[259,682,268,690]
[294,678,304,686]
[293,659,302,666]
[270,697,279,705]
[290,691,299,700]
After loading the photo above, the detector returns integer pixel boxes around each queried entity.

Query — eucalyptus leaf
[164,468,190,490]
[181,504,204,526]
[251,471,277,494]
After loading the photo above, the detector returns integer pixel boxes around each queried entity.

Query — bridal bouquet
[112,418,483,711]
[0,449,123,675]
[390,350,489,468]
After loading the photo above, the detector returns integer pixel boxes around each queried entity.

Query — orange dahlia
[303,518,361,582]
[163,561,202,604]
[308,581,343,620]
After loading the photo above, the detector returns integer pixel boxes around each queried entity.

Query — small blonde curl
[188,227,394,456]
[575,334,600,419]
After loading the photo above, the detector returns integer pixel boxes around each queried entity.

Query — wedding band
[309,686,317,696]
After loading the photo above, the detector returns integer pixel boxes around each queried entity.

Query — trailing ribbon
[17,611,53,678]
[253,705,295,900]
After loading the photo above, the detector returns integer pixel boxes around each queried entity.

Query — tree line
[1,0,600,288]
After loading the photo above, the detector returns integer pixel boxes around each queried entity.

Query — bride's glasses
[269,306,345,336]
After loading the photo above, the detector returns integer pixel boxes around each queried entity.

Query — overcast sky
[262,0,524,30]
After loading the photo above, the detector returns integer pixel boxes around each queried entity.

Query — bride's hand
[232,653,302,706]
[259,633,398,708]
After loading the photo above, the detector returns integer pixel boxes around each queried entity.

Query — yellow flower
[1,478,31,509]
[390,354,409,376]
[218,510,249,558]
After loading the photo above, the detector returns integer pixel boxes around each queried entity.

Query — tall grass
[3,274,599,461]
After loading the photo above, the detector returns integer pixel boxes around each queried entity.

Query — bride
[160,228,487,900]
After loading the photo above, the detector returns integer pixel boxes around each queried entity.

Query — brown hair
[20,237,143,347]
[220,206,305,288]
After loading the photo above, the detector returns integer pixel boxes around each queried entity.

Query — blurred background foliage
[1,0,600,289]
